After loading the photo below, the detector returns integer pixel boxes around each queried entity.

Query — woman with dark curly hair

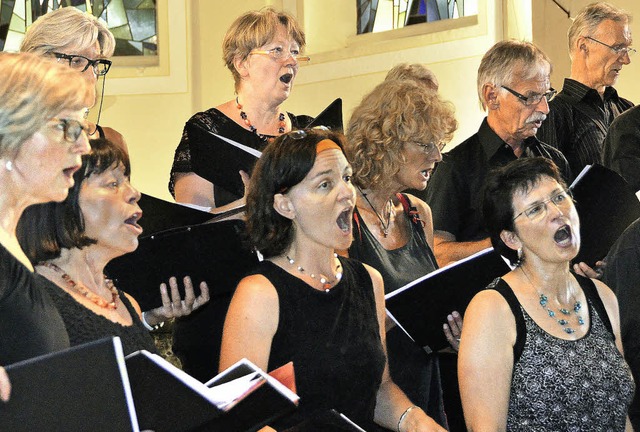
[220,127,445,431]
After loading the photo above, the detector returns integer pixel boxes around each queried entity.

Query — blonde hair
[20,7,115,57]
[568,2,631,58]
[477,40,551,111]
[0,52,92,157]
[346,79,457,191]
[222,7,305,91]
[385,63,439,91]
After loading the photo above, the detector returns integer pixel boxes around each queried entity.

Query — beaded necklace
[41,262,120,310]
[285,253,343,293]
[358,187,392,238]
[520,266,584,334]
[236,97,285,142]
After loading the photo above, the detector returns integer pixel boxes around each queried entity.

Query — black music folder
[105,220,258,311]
[188,123,261,198]
[385,247,510,352]
[126,352,299,432]
[306,98,343,132]
[283,409,367,432]
[0,337,138,432]
[137,193,214,234]
[569,164,640,266]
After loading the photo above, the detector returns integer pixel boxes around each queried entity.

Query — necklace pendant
[382,228,388,238]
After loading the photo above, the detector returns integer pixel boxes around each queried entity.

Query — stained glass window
[0,0,157,56]
[357,0,477,34]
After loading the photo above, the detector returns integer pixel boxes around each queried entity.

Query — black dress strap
[95,124,105,139]
[574,273,615,338]
[487,278,527,363]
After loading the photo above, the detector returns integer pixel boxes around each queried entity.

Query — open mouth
[336,208,352,233]
[63,165,80,178]
[124,212,143,232]
[553,225,572,246]
[280,73,293,84]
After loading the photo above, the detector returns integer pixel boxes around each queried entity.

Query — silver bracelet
[141,311,164,331]
[397,405,419,432]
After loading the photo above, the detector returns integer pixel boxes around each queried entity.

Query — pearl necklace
[236,97,285,142]
[41,262,120,310]
[285,253,343,292]
[520,266,584,334]
[358,187,392,238]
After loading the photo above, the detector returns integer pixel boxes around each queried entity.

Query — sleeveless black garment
[348,194,447,427]
[255,257,386,430]
[41,277,156,355]
[489,275,634,431]
[0,244,70,364]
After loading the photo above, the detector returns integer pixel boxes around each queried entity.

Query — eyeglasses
[49,118,88,143]
[282,126,331,141]
[52,52,112,76]
[513,189,574,222]
[250,47,310,63]
[585,36,636,57]
[413,142,445,154]
[501,86,557,106]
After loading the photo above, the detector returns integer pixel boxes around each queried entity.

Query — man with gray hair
[538,2,634,175]
[424,40,570,266]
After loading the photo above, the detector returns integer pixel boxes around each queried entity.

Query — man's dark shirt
[603,217,640,431]
[423,118,571,242]
[603,105,640,192]
[537,78,633,176]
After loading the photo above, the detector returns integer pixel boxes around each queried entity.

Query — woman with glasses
[459,157,634,431]
[169,7,312,214]
[220,127,445,431]
[0,51,93,367]
[344,78,458,429]
[16,138,209,357]
[20,6,126,153]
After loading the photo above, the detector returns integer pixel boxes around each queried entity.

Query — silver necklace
[285,253,343,293]
[520,266,584,334]
[359,188,392,237]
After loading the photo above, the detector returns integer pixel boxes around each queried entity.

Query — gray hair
[477,40,551,111]
[20,7,115,57]
[568,2,631,59]
[0,52,92,158]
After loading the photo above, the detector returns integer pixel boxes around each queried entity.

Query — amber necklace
[41,262,120,310]
[520,266,584,334]
[285,253,343,293]
[236,97,285,142]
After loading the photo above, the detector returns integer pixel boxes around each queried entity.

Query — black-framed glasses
[250,47,310,63]
[51,52,112,76]
[585,36,636,57]
[49,118,87,143]
[501,86,557,106]
[413,142,445,154]
[513,189,574,222]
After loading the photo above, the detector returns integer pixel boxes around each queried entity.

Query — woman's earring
[516,247,524,267]
[4,160,12,172]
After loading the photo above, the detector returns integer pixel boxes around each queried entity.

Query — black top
[603,217,640,429]
[0,244,69,364]
[256,257,386,430]
[602,105,640,192]
[424,118,571,242]
[41,277,157,356]
[537,78,633,176]
[169,108,312,206]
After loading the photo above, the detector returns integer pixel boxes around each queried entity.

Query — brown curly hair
[346,79,457,191]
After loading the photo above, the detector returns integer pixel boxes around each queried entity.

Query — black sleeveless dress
[255,257,386,430]
[348,195,447,427]
[489,275,634,430]
[0,244,69,364]
[41,277,156,356]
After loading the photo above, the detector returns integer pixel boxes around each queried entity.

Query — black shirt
[537,78,633,176]
[424,118,571,242]
[602,105,640,192]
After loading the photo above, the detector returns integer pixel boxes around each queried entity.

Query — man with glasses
[424,40,570,267]
[538,2,634,176]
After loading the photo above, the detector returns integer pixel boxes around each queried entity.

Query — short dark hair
[482,157,566,265]
[246,128,347,258]
[17,138,130,263]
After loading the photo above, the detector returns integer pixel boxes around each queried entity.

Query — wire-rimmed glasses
[250,47,310,63]
[512,189,574,222]
[49,118,87,143]
[585,36,636,57]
